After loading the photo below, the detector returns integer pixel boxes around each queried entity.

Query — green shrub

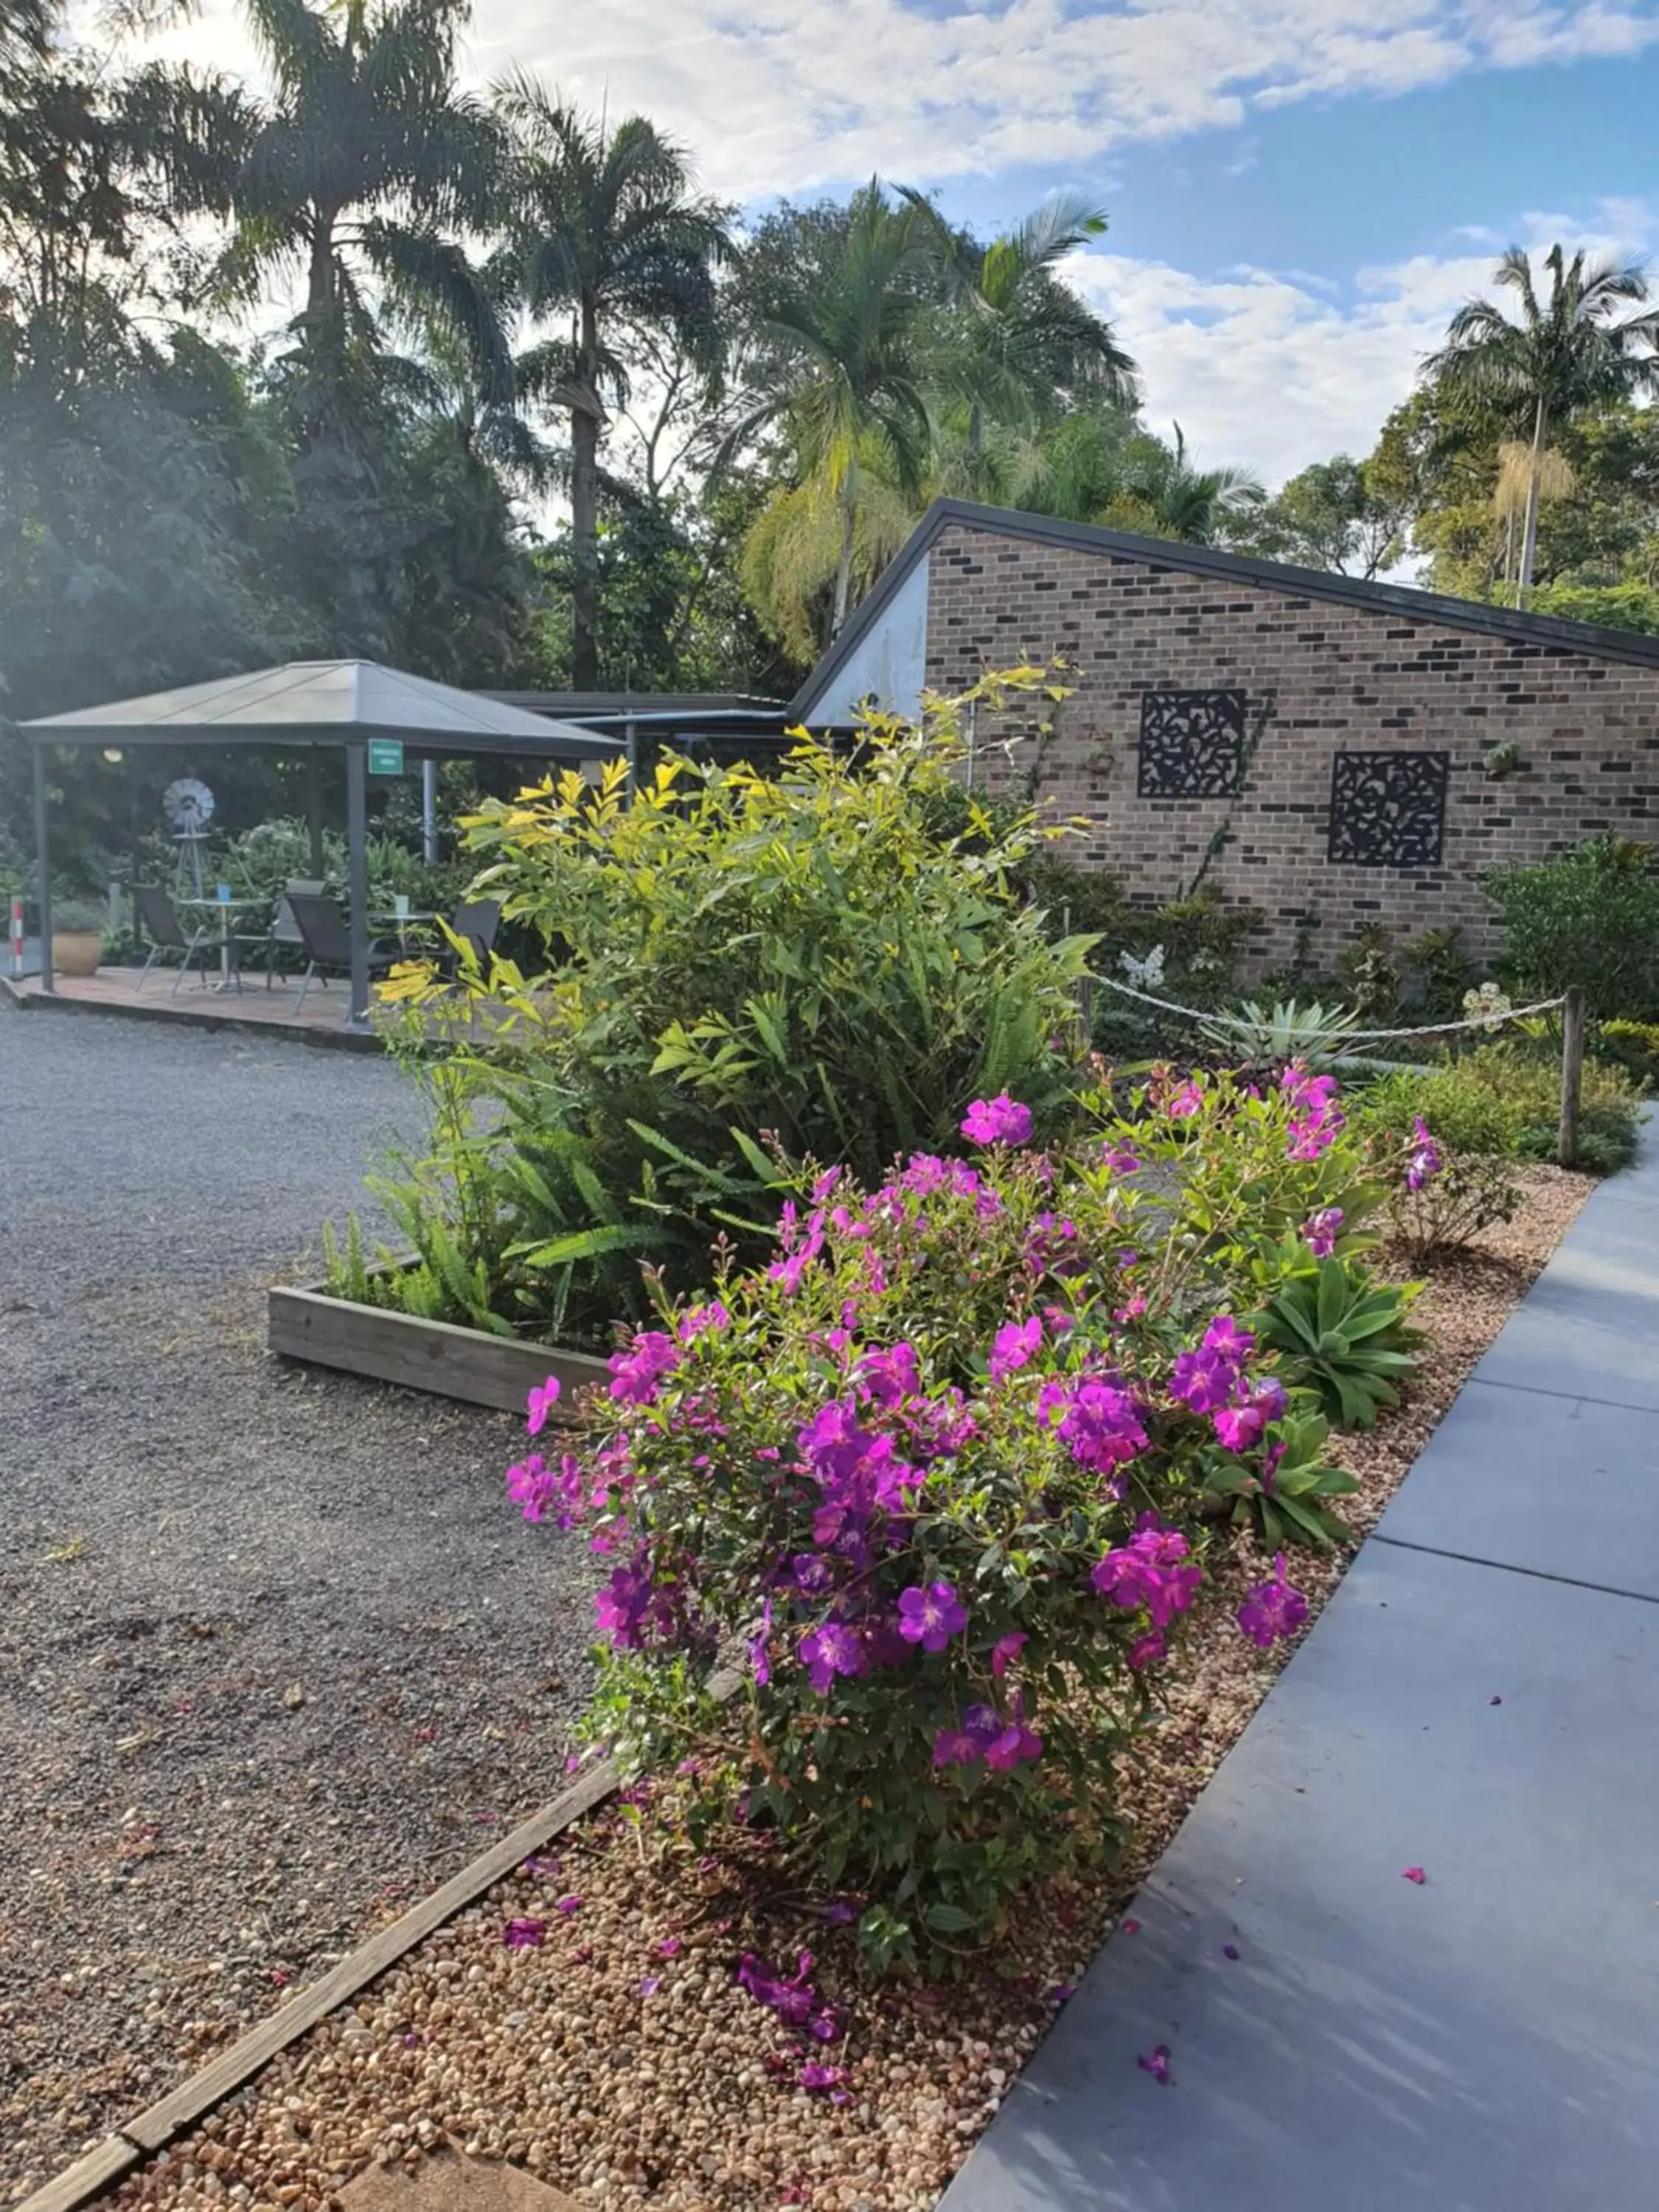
[1485,835,1659,1020]
[536,1072,1381,1962]
[1384,1154,1524,1263]
[1353,1043,1641,1177]
[364,674,1096,1341]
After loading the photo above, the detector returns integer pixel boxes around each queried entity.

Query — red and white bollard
[8,896,22,978]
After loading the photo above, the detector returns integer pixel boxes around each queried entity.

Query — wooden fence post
[1558,986,1586,1166]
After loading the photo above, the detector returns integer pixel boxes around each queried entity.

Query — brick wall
[925,522,1659,973]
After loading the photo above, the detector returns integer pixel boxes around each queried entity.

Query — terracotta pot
[51,929,102,978]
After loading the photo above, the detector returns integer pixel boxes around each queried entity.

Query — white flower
[1462,981,1512,1032]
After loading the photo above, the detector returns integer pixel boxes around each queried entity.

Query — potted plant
[51,897,107,978]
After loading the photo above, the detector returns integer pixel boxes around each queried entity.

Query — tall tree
[730,183,933,639]
[495,78,728,690]
[1234,453,1408,577]
[224,0,509,406]
[906,187,1136,488]
[1425,244,1659,605]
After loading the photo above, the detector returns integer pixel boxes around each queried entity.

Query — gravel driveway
[0,1006,595,2202]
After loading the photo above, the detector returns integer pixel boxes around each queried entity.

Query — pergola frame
[18,660,612,1028]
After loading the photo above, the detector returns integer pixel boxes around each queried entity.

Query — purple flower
[1052,1378,1150,1476]
[675,1300,731,1343]
[1127,1630,1166,1669]
[1138,2044,1172,2085]
[1168,1080,1205,1119]
[985,1720,1043,1770]
[991,1632,1028,1680]
[1406,1116,1442,1192]
[1236,1554,1309,1649]
[799,2062,849,2100]
[989,1316,1043,1382]
[1093,1523,1203,1629]
[1212,1378,1288,1454]
[858,1340,922,1407]
[824,1900,858,1927]
[608,1330,679,1404]
[799,1621,867,1694]
[897,1581,969,1652]
[526,1375,562,1436]
[594,1559,656,1650]
[1301,1207,1345,1259]
[1102,1142,1141,1175]
[961,1093,1033,1147]
[503,1917,545,1950]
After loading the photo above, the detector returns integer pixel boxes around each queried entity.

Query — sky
[147,0,1659,487]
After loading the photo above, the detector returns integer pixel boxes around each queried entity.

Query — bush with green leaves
[526,1073,1383,1962]
[1248,1253,1419,1432]
[1353,1043,1641,1180]
[1485,835,1659,1020]
[362,675,1096,1341]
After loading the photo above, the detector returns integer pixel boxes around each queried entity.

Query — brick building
[790,498,1659,972]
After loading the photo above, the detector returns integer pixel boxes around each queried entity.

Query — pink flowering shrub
[512,1072,1374,1958]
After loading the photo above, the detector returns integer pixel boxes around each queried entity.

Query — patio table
[176,894,271,990]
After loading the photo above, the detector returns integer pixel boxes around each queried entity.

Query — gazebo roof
[20,659,613,759]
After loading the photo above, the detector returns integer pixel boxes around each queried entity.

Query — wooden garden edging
[13,1757,623,2212]
[268,1284,609,1413]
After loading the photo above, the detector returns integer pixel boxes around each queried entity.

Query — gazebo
[18,660,611,1026]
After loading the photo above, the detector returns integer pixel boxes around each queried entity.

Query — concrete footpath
[942,1143,1659,2212]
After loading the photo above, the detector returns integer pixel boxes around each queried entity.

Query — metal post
[346,740,369,1031]
[31,739,53,995]
[625,714,638,803]
[305,748,325,877]
[1558,985,1586,1166]
[421,755,439,865]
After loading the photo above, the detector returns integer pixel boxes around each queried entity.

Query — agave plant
[1198,997,1363,1064]
[1251,1256,1420,1430]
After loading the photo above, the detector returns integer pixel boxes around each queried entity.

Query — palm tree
[905,187,1137,487]
[731,184,933,640]
[494,78,728,691]
[224,0,509,406]
[1103,424,1263,544]
[1426,245,1659,605]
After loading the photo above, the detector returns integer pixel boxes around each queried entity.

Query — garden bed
[267,1283,609,1416]
[79,1165,1588,2212]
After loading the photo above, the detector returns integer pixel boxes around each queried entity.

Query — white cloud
[147,0,1659,201]
[1065,198,1659,482]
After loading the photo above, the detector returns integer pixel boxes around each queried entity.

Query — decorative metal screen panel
[1327,750,1450,867]
[1137,689,1247,798]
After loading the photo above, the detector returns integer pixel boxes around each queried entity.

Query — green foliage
[1353,1041,1641,1175]
[1485,835,1659,1019]
[1402,925,1475,1018]
[1201,1399,1358,1548]
[360,673,1097,1340]
[1251,1255,1420,1430]
[1383,1153,1525,1262]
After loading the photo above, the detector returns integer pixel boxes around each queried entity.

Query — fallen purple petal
[503,1918,546,1950]
[658,1935,682,1957]
[1222,1943,1241,1961]
[639,1975,661,1997]
[555,1893,583,1913]
[1401,1866,1427,1885]
[1120,1917,1141,1935]
[1138,2043,1172,2085]
[1050,1984,1075,2005]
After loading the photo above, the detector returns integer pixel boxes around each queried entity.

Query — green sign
[367,737,405,776]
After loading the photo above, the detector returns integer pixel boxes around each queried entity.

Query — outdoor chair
[440,898,501,982]
[285,891,395,1016]
[248,879,324,988]
[131,885,212,994]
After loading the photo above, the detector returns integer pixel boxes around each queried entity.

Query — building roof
[486,692,790,740]
[21,659,609,759]
[788,497,1659,723]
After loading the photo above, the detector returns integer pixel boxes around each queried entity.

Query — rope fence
[1075,972,1590,1167]
[1085,970,1568,1045]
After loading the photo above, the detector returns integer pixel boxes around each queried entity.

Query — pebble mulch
[91,1166,1590,2212]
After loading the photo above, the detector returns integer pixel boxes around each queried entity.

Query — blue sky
[159,0,1659,483]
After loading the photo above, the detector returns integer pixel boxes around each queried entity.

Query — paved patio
[940,1133,1659,2212]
